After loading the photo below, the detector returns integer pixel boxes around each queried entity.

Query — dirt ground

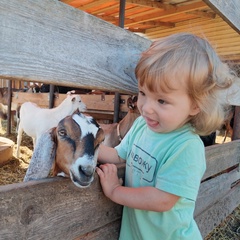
[0,120,239,239]
[0,123,32,184]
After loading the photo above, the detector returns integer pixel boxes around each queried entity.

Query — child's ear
[190,104,200,116]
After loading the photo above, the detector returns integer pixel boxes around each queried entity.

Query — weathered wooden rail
[0,0,151,94]
[0,141,239,239]
[195,140,240,237]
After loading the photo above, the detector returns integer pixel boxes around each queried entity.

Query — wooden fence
[0,141,239,239]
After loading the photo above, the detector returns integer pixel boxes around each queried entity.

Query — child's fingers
[98,163,117,173]
[96,167,103,177]
[96,164,113,177]
[96,164,119,184]
[119,178,123,185]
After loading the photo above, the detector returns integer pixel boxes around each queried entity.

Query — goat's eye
[58,129,67,137]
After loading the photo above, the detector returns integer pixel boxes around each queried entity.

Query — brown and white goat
[16,92,86,157]
[100,96,140,147]
[0,87,8,105]
[0,88,8,129]
[0,103,8,130]
[222,106,235,143]
[24,111,105,188]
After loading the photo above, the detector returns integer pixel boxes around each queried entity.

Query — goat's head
[0,103,7,120]
[66,92,86,113]
[24,111,105,188]
[127,95,138,112]
[53,112,104,187]
[0,88,9,105]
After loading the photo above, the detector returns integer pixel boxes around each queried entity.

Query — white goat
[24,110,105,188]
[16,93,86,158]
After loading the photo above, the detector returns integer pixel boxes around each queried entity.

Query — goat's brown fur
[100,96,140,147]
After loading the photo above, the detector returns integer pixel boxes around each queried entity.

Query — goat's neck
[51,99,75,117]
[118,110,139,139]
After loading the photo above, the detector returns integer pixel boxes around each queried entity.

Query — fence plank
[0,0,151,94]
[203,0,240,33]
[195,185,240,238]
[203,140,240,180]
[11,92,133,113]
[195,168,240,216]
[74,220,121,240]
[0,176,123,240]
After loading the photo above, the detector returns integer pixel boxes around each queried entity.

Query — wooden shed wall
[10,92,134,121]
[145,15,240,62]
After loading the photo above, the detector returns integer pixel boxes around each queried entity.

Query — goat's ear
[96,128,105,147]
[127,96,133,106]
[71,96,76,102]
[67,90,75,95]
[24,129,56,182]
[127,96,135,110]
[132,95,138,103]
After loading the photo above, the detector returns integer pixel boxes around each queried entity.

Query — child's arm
[98,144,125,164]
[96,163,179,212]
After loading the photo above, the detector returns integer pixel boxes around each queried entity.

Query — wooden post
[49,84,55,109]
[6,80,12,135]
[113,0,127,123]
[232,106,240,140]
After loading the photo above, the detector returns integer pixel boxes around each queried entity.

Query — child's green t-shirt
[115,116,206,240]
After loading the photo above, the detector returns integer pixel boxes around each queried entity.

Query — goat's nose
[79,165,94,177]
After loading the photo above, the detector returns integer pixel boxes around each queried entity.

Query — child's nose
[142,100,154,114]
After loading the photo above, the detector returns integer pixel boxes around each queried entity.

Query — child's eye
[158,99,166,104]
[138,91,145,96]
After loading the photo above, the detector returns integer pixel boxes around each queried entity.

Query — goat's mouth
[69,170,93,188]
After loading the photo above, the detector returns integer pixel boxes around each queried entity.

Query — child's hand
[96,164,122,199]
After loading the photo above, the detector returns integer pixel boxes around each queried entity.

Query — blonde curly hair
[135,33,236,135]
